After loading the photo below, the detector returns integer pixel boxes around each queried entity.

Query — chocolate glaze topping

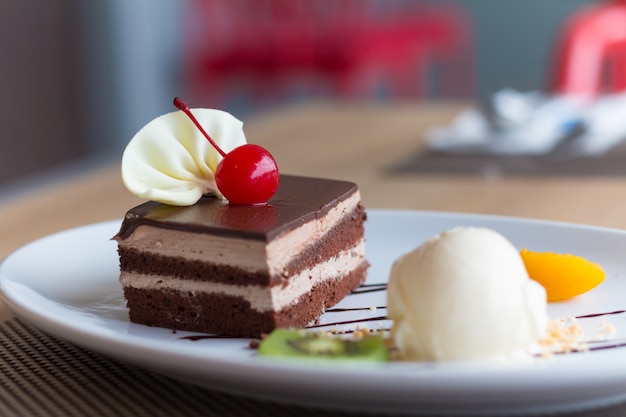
[115,175,358,241]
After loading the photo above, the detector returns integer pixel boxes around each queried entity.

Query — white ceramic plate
[2,210,626,415]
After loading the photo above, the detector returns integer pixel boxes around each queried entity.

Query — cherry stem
[173,97,227,158]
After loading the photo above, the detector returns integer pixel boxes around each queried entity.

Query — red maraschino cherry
[173,97,280,205]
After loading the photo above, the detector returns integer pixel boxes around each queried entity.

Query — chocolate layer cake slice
[113,174,368,337]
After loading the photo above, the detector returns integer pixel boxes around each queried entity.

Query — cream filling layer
[120,240,365,312]
[265,191,361,275]
[117,190,362,275]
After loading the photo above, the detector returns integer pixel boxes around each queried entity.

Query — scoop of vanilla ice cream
[121,109,247,206]
[387,227,548,361]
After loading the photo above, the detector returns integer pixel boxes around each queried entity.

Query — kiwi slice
[257,328,389,362]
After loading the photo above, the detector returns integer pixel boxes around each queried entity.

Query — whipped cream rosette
[121,109,246,206]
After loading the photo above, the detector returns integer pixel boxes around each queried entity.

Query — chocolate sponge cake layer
[122,263,369,337]
[114,175,368,337]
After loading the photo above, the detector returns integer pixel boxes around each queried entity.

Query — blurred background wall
[0,0,593,191]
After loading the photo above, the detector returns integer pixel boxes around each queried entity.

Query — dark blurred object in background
[0,1,87,187]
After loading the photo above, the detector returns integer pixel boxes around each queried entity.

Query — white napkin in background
[565,93,626,157]
[425,89,626,157]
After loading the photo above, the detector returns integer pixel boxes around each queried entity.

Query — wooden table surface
[1,99,626,320]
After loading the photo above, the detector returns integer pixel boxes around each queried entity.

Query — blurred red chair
[181,0,474,108]
[552,0,626,100]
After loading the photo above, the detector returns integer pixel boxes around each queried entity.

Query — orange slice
[520,248,605,302]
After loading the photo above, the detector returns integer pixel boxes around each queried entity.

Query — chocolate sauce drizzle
[179,283,626,357]
[575,309,626,319]
[350,283,387,295]
[547,338,626,356]
[325,306,387,313]
[305,315,388,330]
[586,341,626,352]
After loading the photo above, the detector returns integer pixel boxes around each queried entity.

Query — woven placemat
[0,318,625,417]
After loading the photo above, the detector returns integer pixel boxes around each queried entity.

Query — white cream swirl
[121,109,247,206]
